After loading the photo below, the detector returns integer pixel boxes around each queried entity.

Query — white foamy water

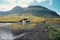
[14,33,28,39]
[0,30,14,40]
[0,23,13,27]
[0,29,28,40]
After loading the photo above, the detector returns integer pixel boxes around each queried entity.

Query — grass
[0,14,45,23]
[45,24,60,40]
[5,23,36,31]
[0,14,60,24]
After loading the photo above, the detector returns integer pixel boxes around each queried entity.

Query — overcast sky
[0,0,60,15]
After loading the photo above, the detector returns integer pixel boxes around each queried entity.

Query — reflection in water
[0,29,28,40]
[0,23,29,40]
[0,30,14,40]
[0,23,35,40]
[0,23,13,27]
[0,23,14,40]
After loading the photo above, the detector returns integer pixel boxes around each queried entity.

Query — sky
[0,0,60,15]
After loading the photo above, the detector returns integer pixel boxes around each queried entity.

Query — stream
[0,23,28,40]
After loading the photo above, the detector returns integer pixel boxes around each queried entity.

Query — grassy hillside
[0,14,60,24]
[0,14,44,23]
[45,18,60,24]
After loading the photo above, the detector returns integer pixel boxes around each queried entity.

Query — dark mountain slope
[0,5,60,18]
[11,6,24,13]
[0,6,24,16]
[24,6,60,18]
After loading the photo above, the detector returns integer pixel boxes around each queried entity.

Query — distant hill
[11,6,24,13]
[0,5,60,18]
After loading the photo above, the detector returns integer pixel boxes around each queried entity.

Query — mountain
[0,5,60,18]
[11,6,24,13]
[24,6,60,18]
[0,6,24,16]
[0,11,10,16]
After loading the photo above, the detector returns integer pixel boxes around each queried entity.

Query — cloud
[0,0,32,11]
[35,0,52,5]
[18,0,33,7]
[0,0,52,11]
[0,4,16,11]
[49,0,52,5]
[5,0,15,3]
[0,0,16,11]
[36,0,46,3]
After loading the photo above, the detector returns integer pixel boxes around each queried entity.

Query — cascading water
[0,30,14,40]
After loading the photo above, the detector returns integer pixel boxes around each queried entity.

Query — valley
[0,5,60,40]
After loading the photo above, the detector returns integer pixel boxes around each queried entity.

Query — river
[0,23,28,40]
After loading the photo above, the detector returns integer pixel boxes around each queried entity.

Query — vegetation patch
[45,24,60,40]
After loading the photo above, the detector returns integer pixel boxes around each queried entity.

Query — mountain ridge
[0,5,60,18]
